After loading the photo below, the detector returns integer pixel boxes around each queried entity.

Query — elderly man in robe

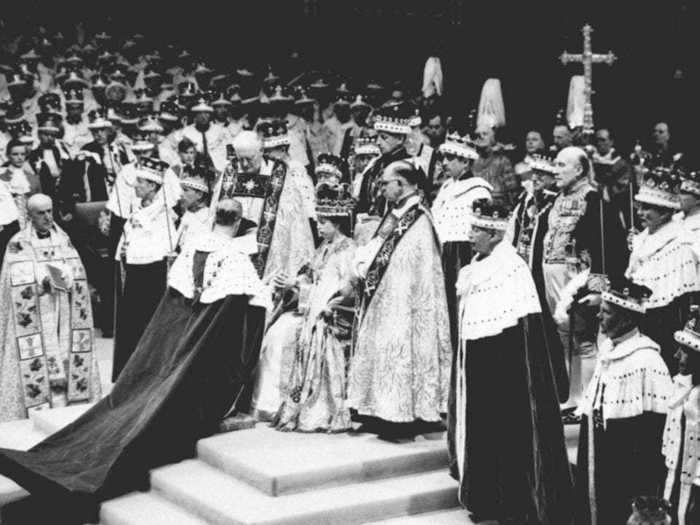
[0,194,101,422]
[210,130,314,282]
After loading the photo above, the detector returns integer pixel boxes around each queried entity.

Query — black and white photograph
[0,1,698,523]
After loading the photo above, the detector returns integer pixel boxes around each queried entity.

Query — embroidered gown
[0,223,102,422]
[576,331,673,525]
[347,196,451,424]
[274,234,356,432]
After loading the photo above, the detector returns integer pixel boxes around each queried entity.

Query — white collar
[599,330,659,363]
[632,219,681,259]
[391,194,421,219]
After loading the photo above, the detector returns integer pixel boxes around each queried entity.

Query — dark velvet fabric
[447,313,573,524]
[441,240,472,354]
[112,259,168,381]
[641,294,694,376]
[0,288,266,524]
[575,413,667,525]
[0,220,20,268]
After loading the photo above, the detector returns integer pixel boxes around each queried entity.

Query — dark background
[3,0,698,153]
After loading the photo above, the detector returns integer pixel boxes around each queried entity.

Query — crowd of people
[0,26,699,525]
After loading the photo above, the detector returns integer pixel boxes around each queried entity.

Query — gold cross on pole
[560,24,616,135]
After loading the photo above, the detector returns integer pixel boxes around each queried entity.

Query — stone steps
[196,426,448,496]
[369,508,481,524]
[0,403,582,525]
[100,492,209,525]
[147,459,457,525]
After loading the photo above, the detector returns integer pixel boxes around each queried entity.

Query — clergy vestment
[450,240,573,524]
[576,330,672,525]
[0,232,269,524]
[0,223,102,422]
[347,194,451,423]
[211,157,315,282]
[626,221,700,373]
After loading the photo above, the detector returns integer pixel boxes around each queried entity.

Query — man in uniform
[542,146,629,420]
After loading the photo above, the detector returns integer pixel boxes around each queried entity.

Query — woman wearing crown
[626,167,700,373]
[271,182,357,432]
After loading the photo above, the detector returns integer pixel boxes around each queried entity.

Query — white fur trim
[457,241,541,340]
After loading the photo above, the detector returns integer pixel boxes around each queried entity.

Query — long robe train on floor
[0,289,265,524]
[111,260,167,381]
[448,313,573,524]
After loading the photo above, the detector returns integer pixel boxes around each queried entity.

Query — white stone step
[369,508,483,524]
[0,418,46,451]
[150,459,457,525]
[197,426,448,496]
[100,491,209,525]
[29,403,94,435]
[0,418,46,506]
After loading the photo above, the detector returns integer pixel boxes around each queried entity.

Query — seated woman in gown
[252,180,356,431]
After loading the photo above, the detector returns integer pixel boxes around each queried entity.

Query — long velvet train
[0,288,265,524]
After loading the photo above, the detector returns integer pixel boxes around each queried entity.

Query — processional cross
[560,24,617,135]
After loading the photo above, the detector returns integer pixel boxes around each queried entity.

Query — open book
[46,263,70,292]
